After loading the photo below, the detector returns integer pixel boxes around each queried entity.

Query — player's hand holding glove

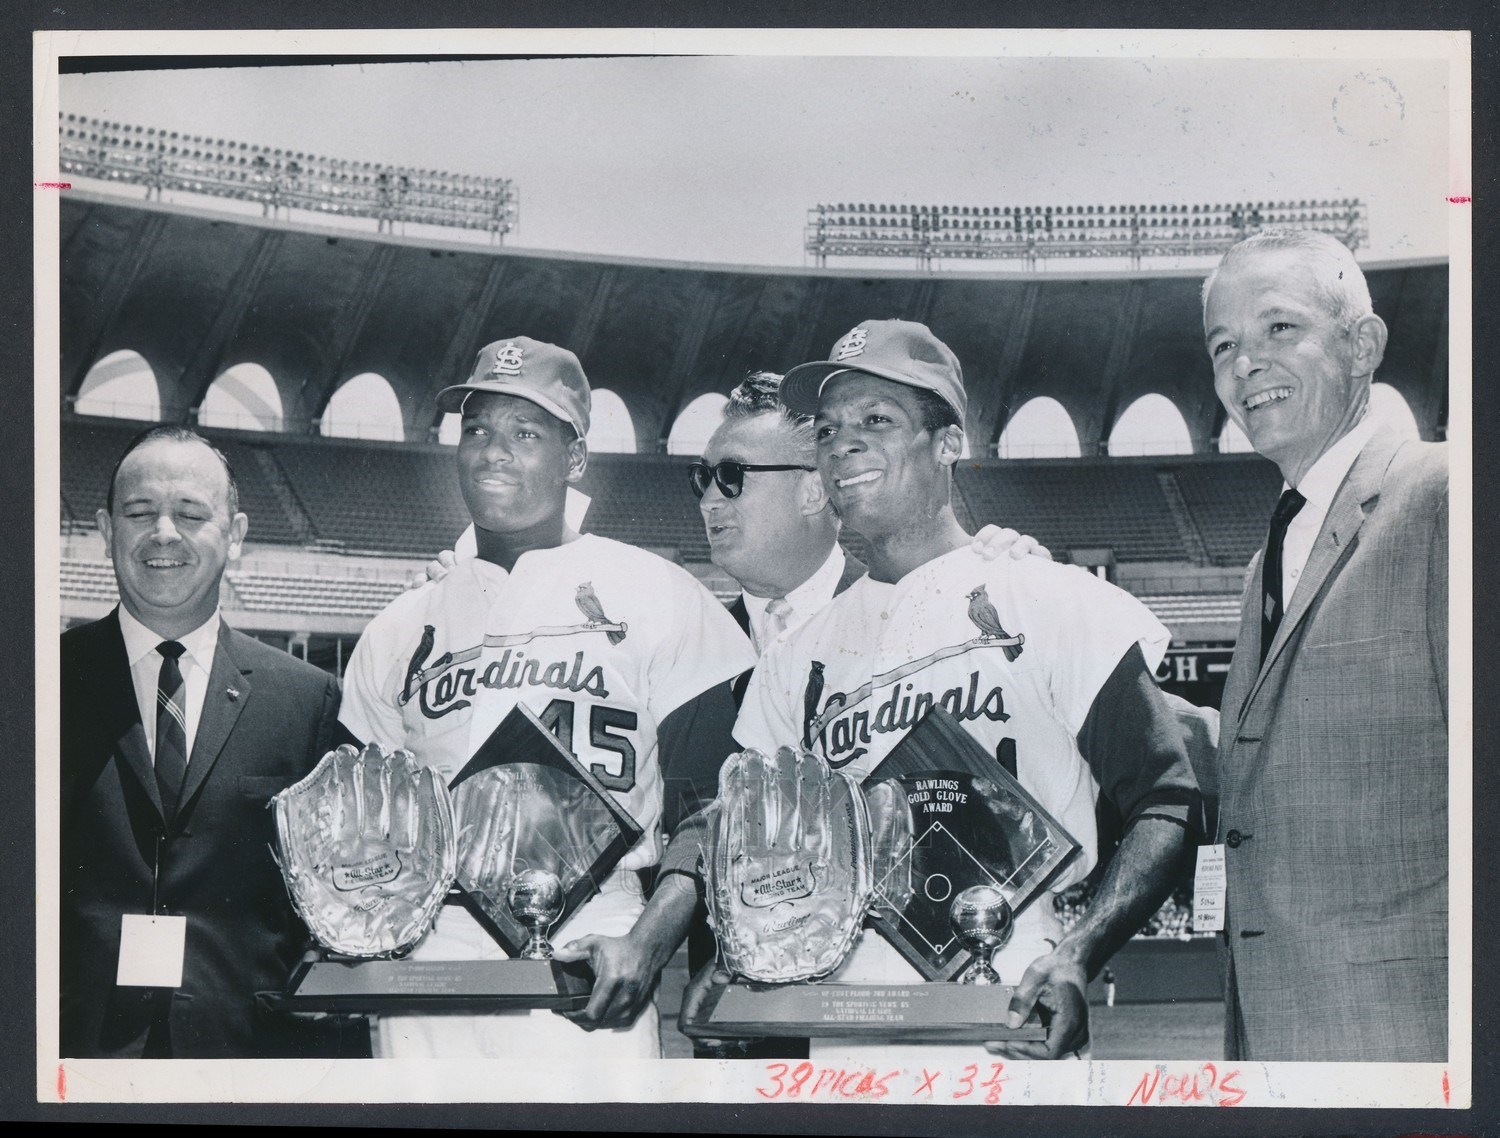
[705,746,873,983]
[273,742,456,958]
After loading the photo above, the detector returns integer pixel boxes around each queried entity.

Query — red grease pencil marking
[34,181,72,190]
[1442,1069,1450,1104]
[1446,196,1471,203]
[56,1063,66,1101]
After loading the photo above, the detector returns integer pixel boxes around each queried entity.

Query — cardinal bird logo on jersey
[576,582,627,644]
[966,585,1024,662]
[801,660,826,750]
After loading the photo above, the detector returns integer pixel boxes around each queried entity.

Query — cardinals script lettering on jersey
[798,583,1023,767]
[403,627,611,720]
[811,670,1010,767]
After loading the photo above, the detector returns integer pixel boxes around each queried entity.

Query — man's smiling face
[97,437,247,638]
[1204,246,1370,483]
[813,372,951,543]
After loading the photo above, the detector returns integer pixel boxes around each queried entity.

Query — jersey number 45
[536,698,638,792]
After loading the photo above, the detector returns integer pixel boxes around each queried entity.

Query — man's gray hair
[1202,229,1374,332]
[723,371,817,461]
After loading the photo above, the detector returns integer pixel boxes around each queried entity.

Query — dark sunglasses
[688,459,816,500]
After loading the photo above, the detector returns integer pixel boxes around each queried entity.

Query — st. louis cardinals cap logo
[489,341,525,376]
[834,326,869,362]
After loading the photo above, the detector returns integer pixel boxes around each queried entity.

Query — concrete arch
[588,389,638,454]
[1108,393,1193,456]
[998,396,1082,459]
[75,349,160,420]
[667,393,728,456]
[321,372,405,441]
[199,361,284,431]
[58,198,1450,451]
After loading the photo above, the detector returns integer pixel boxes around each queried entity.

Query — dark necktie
[1260,488,1307,666]
[154,640,189,817]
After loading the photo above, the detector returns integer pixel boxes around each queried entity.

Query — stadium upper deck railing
[59,113,518,240]
[805,198,1368,269]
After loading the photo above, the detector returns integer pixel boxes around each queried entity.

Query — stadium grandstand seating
[272,438,470,556]
[228,569,407,617]
[575,454,712,563]
[55,419,1318,578]
[954,460,1186,562]
[61,558,121,606]
[1132,593,1244,627]
[67,417,1271,571]
[1173,455,1285,566]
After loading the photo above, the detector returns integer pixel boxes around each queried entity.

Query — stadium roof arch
[59,193,1449,452]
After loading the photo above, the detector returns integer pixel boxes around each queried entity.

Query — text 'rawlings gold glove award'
[682,707,1078,1043]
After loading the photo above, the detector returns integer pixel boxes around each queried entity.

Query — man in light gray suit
[1202,230,1448,1062]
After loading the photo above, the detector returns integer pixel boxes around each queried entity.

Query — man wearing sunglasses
[684,319,1200,1066]
[690,373,865,667]
[690,373,1048,685]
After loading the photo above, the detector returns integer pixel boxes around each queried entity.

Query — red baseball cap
[779,319,966,423]
[437,337,592,437]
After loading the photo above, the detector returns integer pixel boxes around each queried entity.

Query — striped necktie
[155,640,189,818]
[761,597,794,651]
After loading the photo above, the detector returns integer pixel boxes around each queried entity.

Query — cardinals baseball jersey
[736,545,1172,1062]
[342,534,754,871]
[340,534,754,1059]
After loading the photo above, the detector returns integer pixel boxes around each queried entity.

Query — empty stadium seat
[1173,456,1283,567]
[273,439,470,556]
[955,459,1187,562]
[228,569,407,618]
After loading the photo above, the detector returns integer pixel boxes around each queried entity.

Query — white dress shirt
[1280,416,1380,608]
[741,544,847,655]
[118,604,221,763]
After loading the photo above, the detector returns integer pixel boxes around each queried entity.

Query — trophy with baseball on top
[679,706,1079,1043]
[265,703,641,1013]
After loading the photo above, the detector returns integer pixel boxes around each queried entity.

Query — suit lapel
[728,595,750,637]
[98,609,165,821]
[1244,430,1403,709]
[176,624,251,820]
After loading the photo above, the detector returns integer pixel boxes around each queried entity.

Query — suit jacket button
[1226,829,1242,848]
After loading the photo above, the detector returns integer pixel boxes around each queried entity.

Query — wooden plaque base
[681,980,1046,1043]
[272,957,592,1014]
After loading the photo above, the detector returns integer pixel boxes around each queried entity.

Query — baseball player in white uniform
[340,337,754,1060]
[691,320,1199,1066]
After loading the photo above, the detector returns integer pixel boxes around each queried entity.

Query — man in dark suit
[1202,230,1448,1061]
[60,426,351,1059]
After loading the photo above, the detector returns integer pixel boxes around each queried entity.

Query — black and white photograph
[31,23,1471,1118]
